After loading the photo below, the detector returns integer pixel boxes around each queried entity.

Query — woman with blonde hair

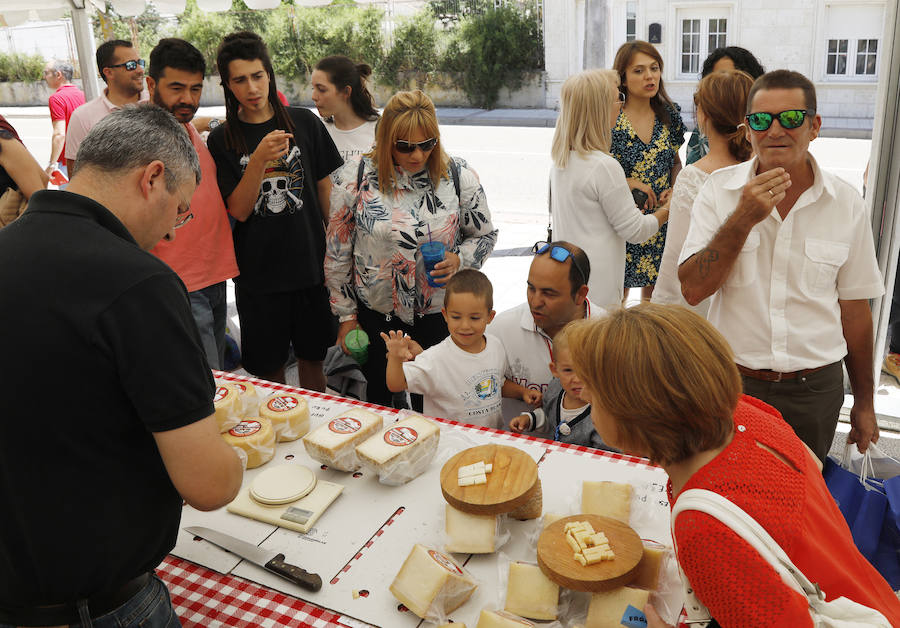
[567,304,900,628]
[550,69,667,308]
[653,69,755,315]
[325,89,497,407]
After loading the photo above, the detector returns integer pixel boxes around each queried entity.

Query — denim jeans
[0,574,181,628]
[189,281,227,370]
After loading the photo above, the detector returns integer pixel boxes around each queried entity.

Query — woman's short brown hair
[369,89,449,194]
[567,304,740,465]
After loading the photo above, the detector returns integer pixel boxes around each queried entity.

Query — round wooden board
[537,514,643,592]
[440,444,539,516]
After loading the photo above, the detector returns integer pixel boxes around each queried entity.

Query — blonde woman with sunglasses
[325,89,497,408]
[550,69,668,309]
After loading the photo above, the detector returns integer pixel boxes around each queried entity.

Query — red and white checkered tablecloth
[158,555,348,627]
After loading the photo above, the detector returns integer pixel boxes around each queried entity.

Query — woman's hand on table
[644,603,674,628]
[429,251,461,286]
[336,320,358,355]
[626,178,658,209]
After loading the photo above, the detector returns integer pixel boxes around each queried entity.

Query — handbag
[0,186,27,228]
[672,488,892,627]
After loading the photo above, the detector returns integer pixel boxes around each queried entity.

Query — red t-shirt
[48,84,86,165]
[671,395,900,627]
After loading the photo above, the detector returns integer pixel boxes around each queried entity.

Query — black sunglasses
[107,59,145,72]
[394,138,437,154]
[745,109,814,132]
[532,241,588,287]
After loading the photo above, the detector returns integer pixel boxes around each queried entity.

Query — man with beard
[65,39,147,172]
[146,38,239,369]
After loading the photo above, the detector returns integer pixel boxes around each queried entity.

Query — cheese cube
[582,481,633,523]
[356,414,440,484]
[586,587,649,628]
[459,461,486,478]
[389,545,477,620]
[631,544,667,590]
[445,505,497,554]
[302,408,383,471]
[259,392,310,442]
[476,609,536,627]
[504,562,559,620]
[575,553,587,566]
[587,533,607,547]
[565,533,581,553]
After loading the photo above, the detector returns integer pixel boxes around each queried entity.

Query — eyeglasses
[745,109,815,132]
[174,202,193,229]
[106,59,145,72]
[532,241,588,287]
[394,138,438,153]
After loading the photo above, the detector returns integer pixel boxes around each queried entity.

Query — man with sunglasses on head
[678,70,883,464]
[488,240,604,422]
[65,39,148,174]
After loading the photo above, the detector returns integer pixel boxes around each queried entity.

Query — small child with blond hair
[383,269,541,429]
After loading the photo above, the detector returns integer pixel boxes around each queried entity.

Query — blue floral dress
[612,105,687,288]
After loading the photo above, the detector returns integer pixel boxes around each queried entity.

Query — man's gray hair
[48,59,74,82]
[73,103,200,191]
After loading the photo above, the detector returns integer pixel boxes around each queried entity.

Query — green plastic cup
[345,328,370,365]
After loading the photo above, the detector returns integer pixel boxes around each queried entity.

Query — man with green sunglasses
[678,69,883,465]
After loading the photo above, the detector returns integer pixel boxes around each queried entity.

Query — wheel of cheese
[231,380,260,416]
[250,464,317,505]
[213,383,242,433]
[259,393,310,442]
[222,417,276,469]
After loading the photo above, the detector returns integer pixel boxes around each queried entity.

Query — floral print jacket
[325,156,497,325]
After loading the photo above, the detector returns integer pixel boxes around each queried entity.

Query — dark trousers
[740,361,844,463]
[356,304,449,408]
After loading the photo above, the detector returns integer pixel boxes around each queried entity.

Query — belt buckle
[773,370,784,383]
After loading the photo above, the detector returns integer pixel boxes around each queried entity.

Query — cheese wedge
[222,417,276,469]
[302,408,383,471]
[355,414,440,484]
[504,562,559,620]
[213,383,241,433]
[259,392,310,442]
[389,544,478,621]
[631,544,667,590]
[586,587,649,628]
[476,609,535,627]
[582,481,633,523]
[445,504,497,554]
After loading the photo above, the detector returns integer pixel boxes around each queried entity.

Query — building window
[826,39,848,75]
[681,18,701,74]
[823,3,882,80]
[626,1,637,42]
[677,11,728,77]
[708,18,727,52]
[856,38,878,75]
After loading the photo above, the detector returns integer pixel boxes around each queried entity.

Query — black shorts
[235,284,336,375]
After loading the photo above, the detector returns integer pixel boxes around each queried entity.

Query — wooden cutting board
[537,514,643,592]
[440,444,539,516]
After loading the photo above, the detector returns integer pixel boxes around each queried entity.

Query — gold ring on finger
[768,189,774,197]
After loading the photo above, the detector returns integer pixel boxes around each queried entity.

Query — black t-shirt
[207,107,343,294]
[0,190,215,604]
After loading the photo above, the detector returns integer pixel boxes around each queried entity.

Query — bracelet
[339,314,357,323]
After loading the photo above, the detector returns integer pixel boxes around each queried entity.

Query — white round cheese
[250,464,317,505]
[222,417,276,469]
[259,392,310,442]
[213,383,241,433]
[231,380,260,417]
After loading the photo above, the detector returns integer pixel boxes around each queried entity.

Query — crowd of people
[0,28,898,627]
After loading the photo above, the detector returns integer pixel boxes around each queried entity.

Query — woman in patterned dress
[612,41,688,301]
[325,90,497,407]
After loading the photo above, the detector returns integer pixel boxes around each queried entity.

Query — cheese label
[235,383,248,393]
[214,387,229,403]
[268,396,299,412]
[229,420,261,437]
[384,426,418,447]
[620,605,647,628]
[428,549,463,575]
[329,417,362,434]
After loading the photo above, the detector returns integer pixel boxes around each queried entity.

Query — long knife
[185,526,322,592]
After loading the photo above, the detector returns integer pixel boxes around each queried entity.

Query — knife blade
[185,526,322,592]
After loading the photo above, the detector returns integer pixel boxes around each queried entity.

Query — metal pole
[69,1,100,101]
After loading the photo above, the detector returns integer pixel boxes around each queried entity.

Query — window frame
[672,6,732,81]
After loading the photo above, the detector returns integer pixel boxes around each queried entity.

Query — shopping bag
[872,520,900,590]
[824,447,887,561]
[847,442,900,480]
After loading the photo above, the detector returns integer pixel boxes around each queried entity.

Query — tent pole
[69,1,100,101]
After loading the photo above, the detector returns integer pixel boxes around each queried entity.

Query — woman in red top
[567,304,900,628]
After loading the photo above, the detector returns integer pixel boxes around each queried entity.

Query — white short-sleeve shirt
[679,155,883,371]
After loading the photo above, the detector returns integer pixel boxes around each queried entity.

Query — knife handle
[265,553,323,592]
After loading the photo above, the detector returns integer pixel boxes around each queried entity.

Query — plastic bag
[301,407,385,472]
[355,411,441,485]
[443,503,510,554]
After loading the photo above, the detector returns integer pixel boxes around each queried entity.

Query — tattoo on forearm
[697,248,719,278]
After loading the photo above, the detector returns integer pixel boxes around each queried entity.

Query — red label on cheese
[384,426,417,447]
[235,383,247,394]
[214,386,229,403]
[229,421,261,437]
[267,395,299,412]
[428,550,463,575]
[329,417,361,434]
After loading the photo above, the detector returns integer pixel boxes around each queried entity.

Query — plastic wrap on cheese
[504,561,559,620]
[222,417,276,469]
[355,413,440,485]
[230,380,260,417]
[302,407,384,471]
[259,392,310,442]
[444,504,509,554]
[476,609,536,627]
[389,544,478,622]
[212,383,242,433]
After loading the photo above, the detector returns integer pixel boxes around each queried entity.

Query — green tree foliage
[0,52,45,82]
[377,10,441,89]
[290,2,383,78]
[93,2,176,57]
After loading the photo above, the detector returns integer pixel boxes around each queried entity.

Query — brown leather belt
[737,363,833,383]
[0,572,150,627]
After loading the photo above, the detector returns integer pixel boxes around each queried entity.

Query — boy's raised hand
[509,414,531,432]
[522,389,542,407]
[380,330,414,361]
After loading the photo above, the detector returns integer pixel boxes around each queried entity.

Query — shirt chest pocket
[725,230,760,288]
[801,238,848,298]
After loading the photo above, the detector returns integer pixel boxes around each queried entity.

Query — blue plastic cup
[421,241,446,288]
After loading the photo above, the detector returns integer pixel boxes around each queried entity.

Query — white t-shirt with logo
[324,119,377,162]
[402,334,507,429]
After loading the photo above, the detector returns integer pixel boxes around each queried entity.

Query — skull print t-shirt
[208,107,343,293]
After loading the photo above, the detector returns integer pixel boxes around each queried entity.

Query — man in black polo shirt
[0,105,243,627]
